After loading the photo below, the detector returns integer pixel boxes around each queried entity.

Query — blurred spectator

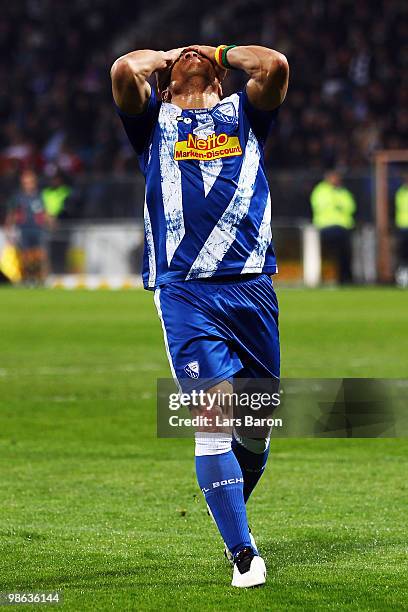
[0,0,406,184]
[42,170,72,219]
[6,170,50,284]
[310,170,356,284]
[42,169,76,274]
[395,174,408,277]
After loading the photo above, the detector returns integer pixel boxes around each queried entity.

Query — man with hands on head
[111,44,288,588]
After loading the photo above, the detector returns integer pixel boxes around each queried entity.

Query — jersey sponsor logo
[174,132,242,161]
[184,360,200,379]
[176,116,192,124]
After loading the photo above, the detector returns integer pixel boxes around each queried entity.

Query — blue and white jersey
[117,88,279,289]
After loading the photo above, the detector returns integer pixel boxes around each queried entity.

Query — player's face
[170,48,218,86]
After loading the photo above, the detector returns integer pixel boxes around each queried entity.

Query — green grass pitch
[0,287,407,611]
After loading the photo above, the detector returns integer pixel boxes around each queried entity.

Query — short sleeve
[241,88,280,146]
[115,87,161,156]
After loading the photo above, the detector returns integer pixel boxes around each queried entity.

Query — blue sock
[195,443,252,558]
[231,436,270,503]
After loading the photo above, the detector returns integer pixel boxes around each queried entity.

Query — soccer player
[111,44,289,587]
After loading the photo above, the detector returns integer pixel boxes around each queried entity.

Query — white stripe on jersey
[242,192,272,272]
[153,288,181,392]
[195,113,223,197]
[158,107,185,266]
[144,198,156,287]
[186,129,260,279]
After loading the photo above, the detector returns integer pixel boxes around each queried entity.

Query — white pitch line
[0,363,162,377]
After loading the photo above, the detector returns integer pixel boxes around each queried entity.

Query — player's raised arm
[218,45,289,112]
[110,49,183,115]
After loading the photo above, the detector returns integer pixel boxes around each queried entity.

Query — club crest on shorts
[184,360,200,379]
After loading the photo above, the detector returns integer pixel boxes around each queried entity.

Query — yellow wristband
[214,45,227,68]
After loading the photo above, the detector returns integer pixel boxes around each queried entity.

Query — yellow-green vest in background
[395,185,408,229]
[310,181,356,229]
[42,185,71,217]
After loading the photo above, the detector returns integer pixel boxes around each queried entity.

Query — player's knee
[191,402,231,434]
[234,434,270,454]
[191,379,234,429]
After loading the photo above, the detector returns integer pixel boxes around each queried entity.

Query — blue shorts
[154,274,280,392]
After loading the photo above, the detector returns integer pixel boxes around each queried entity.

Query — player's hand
[155,48,184,96]
[155,48,185,95]
[161,48,185,70]
[193,45,217,61]
[192,45,227,80]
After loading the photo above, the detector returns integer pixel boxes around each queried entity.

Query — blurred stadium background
[0,0,407,287]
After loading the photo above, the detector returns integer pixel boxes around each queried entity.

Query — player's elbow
[269,52,289,80]
[255,51,289,86]
[110,57,132,85]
